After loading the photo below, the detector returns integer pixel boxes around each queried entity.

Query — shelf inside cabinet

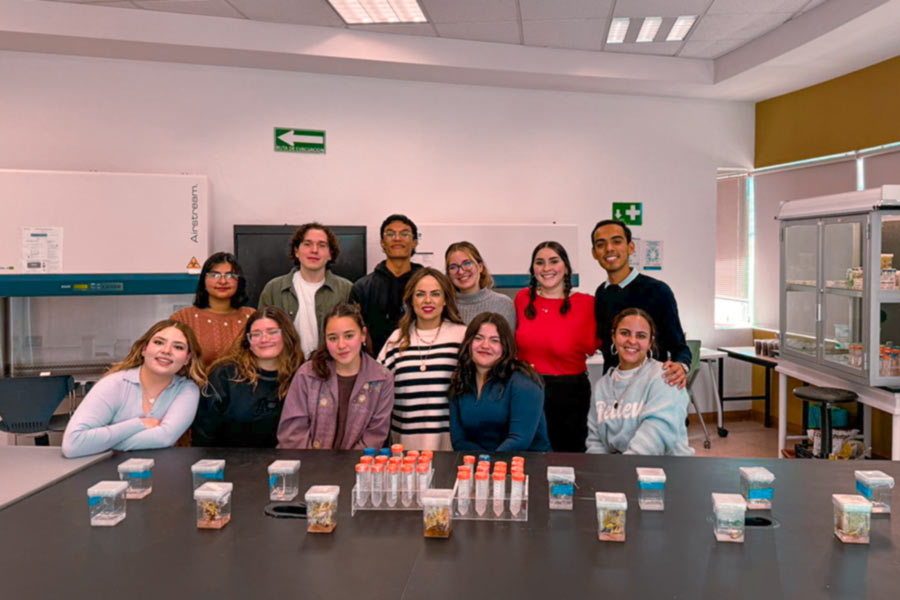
[786,282,816,292]
[824,286,863,298]
[878,290,900,303]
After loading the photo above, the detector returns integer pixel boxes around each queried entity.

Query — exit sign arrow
[275,128,326,153]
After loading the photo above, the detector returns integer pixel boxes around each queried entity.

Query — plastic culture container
[547,466,575,510]
[510,471,526,517]
[492,471,506,517]
[636,467,666,511]
[117,458,155,499]
[191,459,225,490]
[855,470,894,514]
[712,493,746,543]
[416,462,430,504]
[474,470,489,516]
[305,485,339,533]
[401,464,415,507]
[422,489,454,539]
[86,481,129,527]
[194,482,233,529]
[267,460,301,501]
[355,463,371,506]
[832,494,872,544]
[371,464,384,507]
[457,467,472,516]
[739,466,775,510]
[386,464,400,508]
[595,492,627,542]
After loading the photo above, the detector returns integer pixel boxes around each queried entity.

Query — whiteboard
[414,223,582,276]
[0,169,208,274]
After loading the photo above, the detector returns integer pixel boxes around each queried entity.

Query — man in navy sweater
[592,219,691,389]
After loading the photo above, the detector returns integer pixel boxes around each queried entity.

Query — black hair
[379,214,418,240]
[193,252,248,309]
[524,241,573,320]
[591,219,632,245]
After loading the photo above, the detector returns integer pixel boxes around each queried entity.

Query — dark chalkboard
[234,225,367,307]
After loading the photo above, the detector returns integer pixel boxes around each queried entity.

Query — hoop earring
[611,345,618,356]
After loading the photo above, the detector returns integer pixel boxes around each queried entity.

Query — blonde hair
[444,241,494,290]
[208,307,303,398]
[107,320,207,387]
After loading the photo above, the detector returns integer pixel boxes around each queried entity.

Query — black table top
[1,448,898,600]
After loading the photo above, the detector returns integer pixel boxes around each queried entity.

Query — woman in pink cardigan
[277,302,394,449]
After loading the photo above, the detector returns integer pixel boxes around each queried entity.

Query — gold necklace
[415,323,442,372]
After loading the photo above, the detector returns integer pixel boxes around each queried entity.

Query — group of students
[60,214,694,459]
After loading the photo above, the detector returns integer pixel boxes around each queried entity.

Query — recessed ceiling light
[328,0,427,25]
[666,15,696,42]
[607,17,630,44]
[636,17,662,43]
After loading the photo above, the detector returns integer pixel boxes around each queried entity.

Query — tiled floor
[688,417,778,458]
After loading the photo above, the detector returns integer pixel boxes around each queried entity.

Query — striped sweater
[376,322,466,451]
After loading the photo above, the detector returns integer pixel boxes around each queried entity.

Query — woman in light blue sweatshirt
[62,320,206,458]
[586,308,693,456]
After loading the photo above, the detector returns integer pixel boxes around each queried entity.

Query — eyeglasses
[384,230,413,240]
[448,260,475,273]
[247,328,282,342]
[206,272,239,281]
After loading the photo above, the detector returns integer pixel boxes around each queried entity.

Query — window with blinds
[715,176,751,326]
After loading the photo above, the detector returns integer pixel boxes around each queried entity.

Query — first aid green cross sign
[612,202,643,226]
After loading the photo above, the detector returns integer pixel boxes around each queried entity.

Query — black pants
[541,373,591,453]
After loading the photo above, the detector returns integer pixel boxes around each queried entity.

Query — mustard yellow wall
[755,54,900,168]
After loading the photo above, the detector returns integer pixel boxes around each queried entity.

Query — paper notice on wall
[643,240,663,271]
[630,238,642,270]
[21,227,63,273]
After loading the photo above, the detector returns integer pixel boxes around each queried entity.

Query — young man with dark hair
[258,222,352,358]
[350,214,423,356]
[591,219,691,389]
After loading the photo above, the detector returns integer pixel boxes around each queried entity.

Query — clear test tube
[420,457,434,487]
[420,450,434,462]
[355,463,371,507]
[511,456,525,468]
[463,455,476,483]
[388,456,402,472]
[401,464,415,507]
[475,470,489,516]
[391,443,404,458]
[371,464,384,507]
[494,461,508,474]
[510,471,525,516]
[375,455,389,469]
[416,462,430,506]
[406,450,420,462]
[457,468,472,515]
[492,471,506,517]
[359,455,374,466]
[386,463,400,507]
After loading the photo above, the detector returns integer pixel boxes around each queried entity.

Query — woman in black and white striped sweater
[377,267,466,451]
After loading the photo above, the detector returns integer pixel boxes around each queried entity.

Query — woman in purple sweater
[277,303,394,450]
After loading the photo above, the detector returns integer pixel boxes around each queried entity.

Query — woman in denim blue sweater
[449,312,550,452]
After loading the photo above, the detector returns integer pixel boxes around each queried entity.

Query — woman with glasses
[278,302,394,450]
[444,241,516,329]
[171,252,255,367]
[192,307,303,447]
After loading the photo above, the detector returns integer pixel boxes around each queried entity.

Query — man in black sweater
[592,219,691,388]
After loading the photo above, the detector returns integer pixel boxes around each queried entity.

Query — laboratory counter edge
[0,447,897,600]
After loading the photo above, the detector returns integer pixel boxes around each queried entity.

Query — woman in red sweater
[514,241,599,452]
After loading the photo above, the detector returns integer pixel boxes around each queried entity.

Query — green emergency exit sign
[612,202,643,226]
[275,128,325,153]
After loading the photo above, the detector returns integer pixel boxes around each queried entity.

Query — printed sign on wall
[612,202,643,226]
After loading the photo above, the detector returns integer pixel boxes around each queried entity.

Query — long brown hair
[524,241,573,320]
[309,302,368,379]
[449,312,541,398]
[394,268,464,351]
[106,320,207,387]
[444,241,494,290]
[210,307,303,398]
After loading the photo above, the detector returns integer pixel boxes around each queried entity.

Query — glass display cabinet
[779,185,900,387]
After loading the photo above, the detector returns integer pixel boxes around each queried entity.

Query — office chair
[0,375,75,445]
[685,340,711,449]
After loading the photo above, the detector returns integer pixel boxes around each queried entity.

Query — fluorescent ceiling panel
[329,0,427,24]
[607,17,629,43]
[636,16,662,42]
[666,15,696,41]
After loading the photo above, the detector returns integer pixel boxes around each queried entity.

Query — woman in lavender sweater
[277,303,394,450]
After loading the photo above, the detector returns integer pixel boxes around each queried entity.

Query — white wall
[0,49,754,404]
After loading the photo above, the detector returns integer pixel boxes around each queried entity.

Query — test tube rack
[350,470,435,516]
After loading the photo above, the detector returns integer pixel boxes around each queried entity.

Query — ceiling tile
[613,0,713,18]
[132,0,244,19]
[419,0,518,24]
[689,12,792,41]
[434,21,520,44]
[349,23,436,36]
[707,0,810,15]
[519,0,612,21]
[227,0,344,27]
[522,18,608,51]
[678,38,747,58]
[605,40,683,56]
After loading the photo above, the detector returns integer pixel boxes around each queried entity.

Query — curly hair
[394,268,464,351]
[524,241,573,320]
[289,223,341,269]
[107,320,207,387]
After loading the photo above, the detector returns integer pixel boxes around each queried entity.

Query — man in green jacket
[258,223,352,359]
